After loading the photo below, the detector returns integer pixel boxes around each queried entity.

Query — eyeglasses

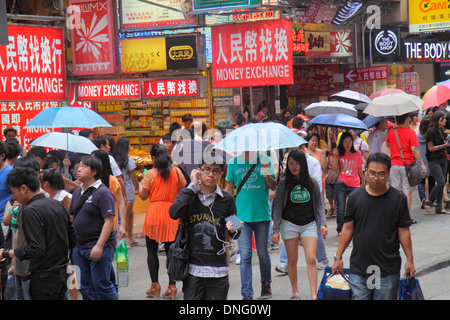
[367,171,387,179]
[200,168,222,175]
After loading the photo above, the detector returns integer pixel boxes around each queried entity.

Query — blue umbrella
[30,132,98,154]
[213,122,307,153]
[363,115,386,129]
[308,113,368,131]
[24,106,112,129]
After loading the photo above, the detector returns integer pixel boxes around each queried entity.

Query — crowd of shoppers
[0,98,449,301]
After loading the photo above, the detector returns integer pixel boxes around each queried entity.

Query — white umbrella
[30,132,98,154]
[330,90,371,104]
[363,92,424,117]
[304,101,358,117]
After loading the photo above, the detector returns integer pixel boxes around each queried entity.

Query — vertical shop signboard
[397,72,420,96]
[0,25,66,101]
[211,19,293,88]
[69,0,117,75]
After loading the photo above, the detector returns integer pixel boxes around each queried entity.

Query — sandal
[290,296,300,300]
[436,209,450,214]
[328,208,336,218]
[423,200,432,213]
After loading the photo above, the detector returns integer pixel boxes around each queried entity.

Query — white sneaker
[275,263,288,274]
[317,259,329,270]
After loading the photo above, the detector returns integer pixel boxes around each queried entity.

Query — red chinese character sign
[69,0,117,75]
[211,19,293,88]
[397,72,420,96]
[144,79,198,98]
[0,25,66,101]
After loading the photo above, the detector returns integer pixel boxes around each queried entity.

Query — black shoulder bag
[236,157,260,195]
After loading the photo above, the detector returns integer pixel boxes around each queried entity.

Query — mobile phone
[225,215,244,232]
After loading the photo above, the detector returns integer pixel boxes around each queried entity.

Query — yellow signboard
[121,37,167,73]
[409,0,450,32]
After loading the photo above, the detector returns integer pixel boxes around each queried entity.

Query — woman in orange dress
[139,144,186,300]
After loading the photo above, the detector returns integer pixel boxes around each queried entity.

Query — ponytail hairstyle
[91,150,112,188]
[150,143,172,180]
[40,168,65,191]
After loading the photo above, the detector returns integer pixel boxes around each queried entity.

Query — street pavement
[116,189,450,301]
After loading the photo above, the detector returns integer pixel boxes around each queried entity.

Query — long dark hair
[338,131,356,157]
[285,150,313,193]
[113,136,130,170]
[150,143,172,180]
[419,115,432,136]
[431,110,446,134]
[91,150,112,188]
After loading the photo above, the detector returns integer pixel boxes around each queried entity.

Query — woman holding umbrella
[424,111,449,214]
[331,131,364,234]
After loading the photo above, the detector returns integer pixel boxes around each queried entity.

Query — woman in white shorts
[272,150,328,300]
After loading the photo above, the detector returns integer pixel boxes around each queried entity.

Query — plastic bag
[398,275,424,300]
[115,239,129,287]
[317,267,352,300]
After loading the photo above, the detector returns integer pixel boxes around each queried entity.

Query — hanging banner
[69,0,117,75]
[211,19,293,88]
[397,72,420,96]
[0,25,66,101]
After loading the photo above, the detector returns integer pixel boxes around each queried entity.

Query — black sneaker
[242,296,253,300]
[261,282,272,299]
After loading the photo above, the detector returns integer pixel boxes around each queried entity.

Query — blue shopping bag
[397,275,424,300]
[317,267,352,300]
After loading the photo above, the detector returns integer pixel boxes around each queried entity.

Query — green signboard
[193,0,262,11]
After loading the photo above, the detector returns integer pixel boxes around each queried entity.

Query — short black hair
[92,136,108,149]
[6,167,41,192]
[199,157,225,172]
[366,152,391,172]
[292,117,304,129]
[79,129,93,138]
[79,155,103,180]
[395,113,409,125]
[163,132,177,142]
[14,156,40,172]
[5,138,20,160]
[27,146,47,160]
[182,113,193,123]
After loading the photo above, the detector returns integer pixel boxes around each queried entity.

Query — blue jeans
[73,244,119,300]
[279,224,328,264]
[237,221,271,298]
[335,181,358,234]
[349,273,400,300]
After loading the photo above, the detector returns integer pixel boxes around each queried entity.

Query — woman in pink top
[331,131,364,235]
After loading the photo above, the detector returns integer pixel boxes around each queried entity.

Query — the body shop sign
[0,25,66,101]
[211,19,293,88]
[76,80,141,100]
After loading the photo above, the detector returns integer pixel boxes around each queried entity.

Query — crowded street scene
[0,0,450,312]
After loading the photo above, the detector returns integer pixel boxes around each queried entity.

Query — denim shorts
[280,219,317,240]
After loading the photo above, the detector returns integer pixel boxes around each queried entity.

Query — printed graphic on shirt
[190,212,221,254]
[340,158,357,176]
[290,185,310,203]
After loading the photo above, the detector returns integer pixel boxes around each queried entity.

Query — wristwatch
[2,250,10,259]
[334,256,342,261]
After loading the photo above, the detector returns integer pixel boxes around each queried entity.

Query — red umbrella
[422,84,450,110]
[369,88,404,100]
